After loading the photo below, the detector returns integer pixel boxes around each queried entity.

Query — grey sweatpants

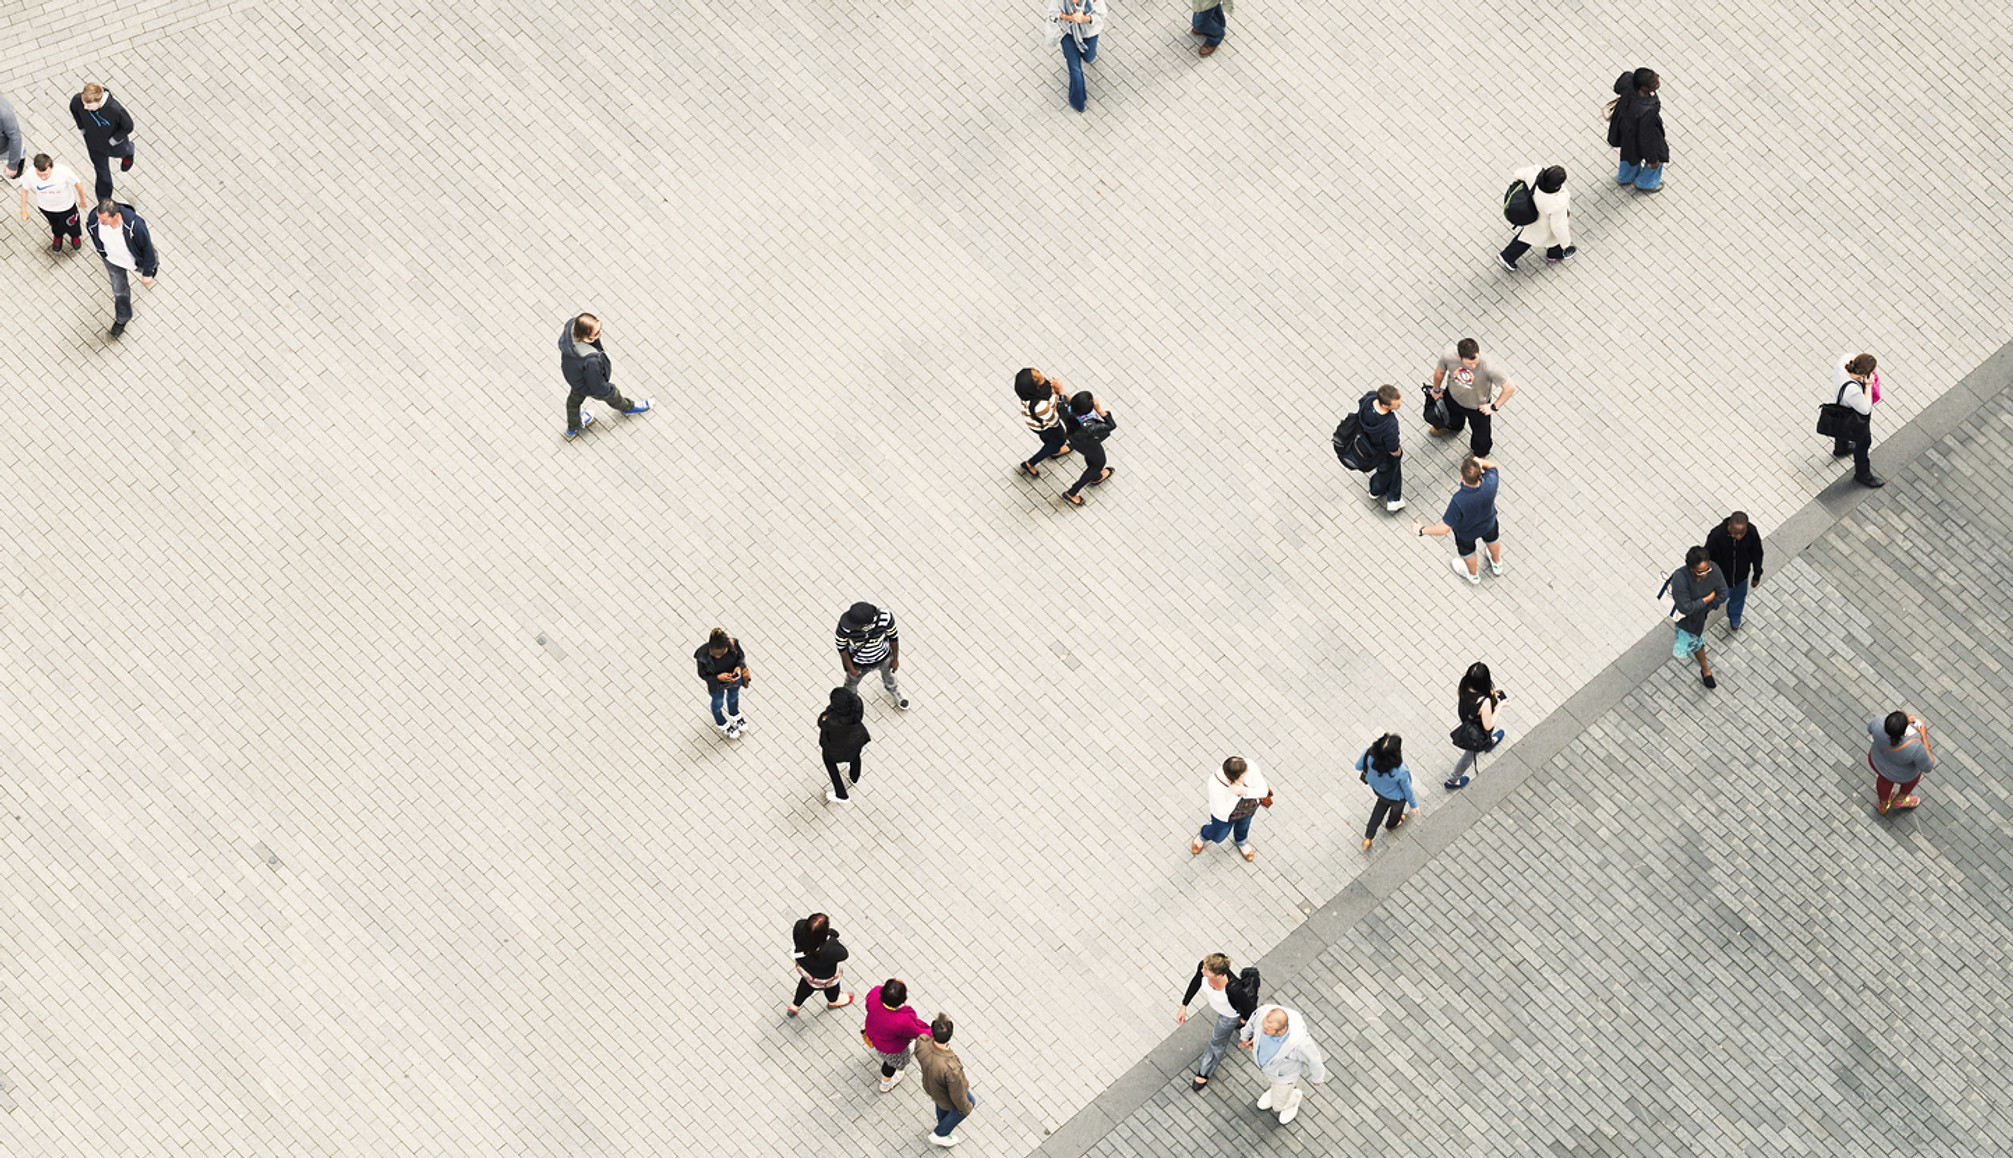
[844,657,901,699]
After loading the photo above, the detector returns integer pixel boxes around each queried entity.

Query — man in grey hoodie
[1666,545,1728,690]
[558,313,652,439]
[1237,1004,1327,1125]
[0,94,25,179]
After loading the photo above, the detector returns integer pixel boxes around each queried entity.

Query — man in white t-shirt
[16,153,89,253]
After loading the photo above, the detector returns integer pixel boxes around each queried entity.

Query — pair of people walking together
[1014,367,1116,504]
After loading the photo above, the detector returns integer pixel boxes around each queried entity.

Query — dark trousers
[1025,425,1070,470]
[1833,421,1872,479]
[824,753,860,799]
[1365,794,1407,839]
[566,384,635,432]
[1064,439,1108,497]
[1368,453,1403,501]
[87,140,135,200]
[40,207,82,241]
[1443,398,1493,455]
[792,977,841,1006]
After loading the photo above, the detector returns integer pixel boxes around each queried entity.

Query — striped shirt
[835,608,899,665]
[1021,393,1061,432]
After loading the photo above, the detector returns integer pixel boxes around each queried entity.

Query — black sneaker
[1854,474,1886,489]
[108,320,126,337]
[1497,253,1518,272]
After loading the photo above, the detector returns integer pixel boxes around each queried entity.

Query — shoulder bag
[1815,381,1861,439]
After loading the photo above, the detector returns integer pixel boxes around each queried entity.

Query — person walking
[1703,512,1765,632]
[1014,367,1073,477]
[1176,953,1259,1091]
[1499,165,1573,270]
[1830,353,1884,488]
[1060,391,1116,506]
[1191,0,1230,56]
[1444,661,1506,790]
[1868,711,1934,815]
[693,628,752,739]
[1189,756,1271,862]
[1426,338,1518,454]
[1608,68,1668,191]
[1236,1005,1327,1126]
[84,199,156,338]
[862,979,932,1093]
[818,687,871,804]
[1047,0,1104,113]
[836,601,908,709]
[916,1015,976,1147]
[787,912,854,1016]
[1357,384,1406,512]
[69,82,137,199]
[1665,546,1728,689]
[1414,455,1503,586]
[0,93,25,180]
[558,313,652,439]
[1355,733,1419,852]
[17,154,89,253]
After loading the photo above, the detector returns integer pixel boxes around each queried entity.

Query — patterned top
[835,607,899,666]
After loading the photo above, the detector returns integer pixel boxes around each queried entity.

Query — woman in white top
[1831,352,1882,488]
[1190,755,1271,862]
[1047,0,1104,113]
[15,153,88,252]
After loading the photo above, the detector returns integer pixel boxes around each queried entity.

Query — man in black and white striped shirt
[836,602,909,710]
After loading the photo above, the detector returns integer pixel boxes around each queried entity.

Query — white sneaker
[1256,1091,1273,1110]
[928,1133,960,1147]
[1279,1102,1300,1124]
[716,723,735,739]
[1452,557,1481,585]
[1488,555,1505,577]
[1384,498,1406,512]
[895,695,911,710]
[879,1070,904,1093]
[826,791,850,804]
[730,715,750,734]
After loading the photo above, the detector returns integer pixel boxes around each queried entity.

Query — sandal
[1360,838,1373,852]
[1191,1076,1208,1091]
[1895,795,1921,810]
[1021,462,1040,478]
[1065,494,1085,506]
[1189,837,1204,856]
[787,1006,801,1017]
[827,994,855,1009]
[1239,844,1256,862]
[1088,466,1114,486]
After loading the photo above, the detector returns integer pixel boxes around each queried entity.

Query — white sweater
[1206,762,1268,821]
[1512,164,1571,249]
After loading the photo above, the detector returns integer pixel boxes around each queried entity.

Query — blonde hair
[82,82,105,102]
[1202,953,1231,977]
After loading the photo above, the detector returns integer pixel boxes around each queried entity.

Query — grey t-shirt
[1437,346,1510,410]
[1867,718,1932,781]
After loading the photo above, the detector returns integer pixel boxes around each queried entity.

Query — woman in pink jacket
[862,979,932,1092]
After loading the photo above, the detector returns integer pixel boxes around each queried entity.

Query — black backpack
[1331,412,1373,472]
[1070,409,1115,443]
[1503,178,1539,227]
[1237,967,1261,1009]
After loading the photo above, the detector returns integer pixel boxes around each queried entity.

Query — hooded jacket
[86,202,159,277]
[558,320,615,398]
[1238,1004,1327,1084]
[791,920,849,984]
[818,688,871,758]
[1703,518,1764,587]
[1357,391,1400,457]
[1667,562,1729,635]
[1511,164,1570,250]
[1607,74,1669,165]
[70,91,135,151]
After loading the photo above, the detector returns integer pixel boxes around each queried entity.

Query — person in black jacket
[1176,954,1259,1091]
[1608,68,1668,191]
[70,82,137,199]
[788,912,854,1015]
[1060,391,1115,506]
[818,687,871,804]
[694,628,752,739]
[1703,512,1764,632]
[1357,384,1405,512]
[85,200,158,337]
[558,313,653,439]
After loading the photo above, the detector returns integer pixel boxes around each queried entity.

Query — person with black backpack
[1060,391,1116,506]
[1499,165,1573,271]
[1014,367,1074,477]
[1176,953,1260,1091]
[1359,385,1405,512]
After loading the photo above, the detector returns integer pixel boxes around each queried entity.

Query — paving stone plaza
[2,0,2010,1155]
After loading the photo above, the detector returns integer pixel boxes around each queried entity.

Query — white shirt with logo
[16,163,81,212]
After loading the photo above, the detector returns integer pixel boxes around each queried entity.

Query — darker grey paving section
[1035,337,2013,1157]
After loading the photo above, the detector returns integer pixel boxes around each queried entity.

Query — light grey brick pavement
[1,0,2010,1155]
[1065,354,2013,1154]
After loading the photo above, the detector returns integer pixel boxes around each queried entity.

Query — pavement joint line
[1030,331,2013,1158]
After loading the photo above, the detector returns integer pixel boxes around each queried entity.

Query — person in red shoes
[1869,711,1934,815]
[786,913,853,1017]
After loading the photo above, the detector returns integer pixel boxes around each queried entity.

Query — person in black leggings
[818,687,871,804]
[1061,391,1116,505]
[788,913,853,1015]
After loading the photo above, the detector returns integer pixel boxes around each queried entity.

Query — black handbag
[1449,718,1491,751]
[1816,381,1862,439]
[1421,382,1452,430]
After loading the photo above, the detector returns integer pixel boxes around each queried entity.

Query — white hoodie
[1512,164,1571,250]
[1238,1004,1328,1083]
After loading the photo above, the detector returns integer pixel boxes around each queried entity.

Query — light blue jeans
[1617,159,1665,190]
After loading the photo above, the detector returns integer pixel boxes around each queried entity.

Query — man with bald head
[1237,1003,1327,1125]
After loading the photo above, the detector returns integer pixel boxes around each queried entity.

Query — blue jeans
[935,1091,975,1137]
[708,684,741,726]
[1616,159,1664,190]
[1198,813,1253,845]
[1062,34,1098,111]
[1726,579,1749,628]
[1025,424,1069,470]
[1191,5,1226,45]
